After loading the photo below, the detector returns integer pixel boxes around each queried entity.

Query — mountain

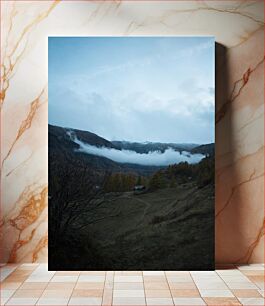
[48,124,214,180]
[49,124,118,150]
[49,124,213,155]
[111,141,198,154]
[48,125,163,182]
[191,143,215,157]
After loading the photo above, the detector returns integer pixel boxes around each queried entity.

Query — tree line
[104,173,148,192]
[103,156,214,193]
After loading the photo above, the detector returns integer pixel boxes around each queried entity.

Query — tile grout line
[195,267,251,305]
[111,271,116,305]
[110,271,114,306]
[164,270,175,305]
[101,270,107,306]
[1,264,265,305]
[217,266,250,305]
[34,265,52,306]
[189,270,210,305]
[2,264,43,306]
[142,270,147,306]
[66,270,80,305]
[113,271,117,306]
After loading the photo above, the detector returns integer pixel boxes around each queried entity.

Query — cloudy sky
[49,37,214,144]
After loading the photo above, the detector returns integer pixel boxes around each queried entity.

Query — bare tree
[49,160,110,247]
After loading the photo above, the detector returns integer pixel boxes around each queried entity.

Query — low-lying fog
[71,135,205,166]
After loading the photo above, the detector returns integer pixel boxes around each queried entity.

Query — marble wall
[0,1,264,263]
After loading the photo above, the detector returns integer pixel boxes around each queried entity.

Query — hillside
[50,183,214,270]
[191,143,215,157]
[48,124,215,270]
[49,124,214,159]
[112,140,198,154]
[49,124,163,179]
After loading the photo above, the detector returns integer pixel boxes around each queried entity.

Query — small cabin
[133,185,146,191]
[133,185,146,194]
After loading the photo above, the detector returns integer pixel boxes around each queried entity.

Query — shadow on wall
[215,43,246,264]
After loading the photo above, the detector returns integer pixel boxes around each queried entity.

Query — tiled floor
[0,264,264,305]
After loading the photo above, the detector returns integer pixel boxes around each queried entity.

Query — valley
[48,124,214,270]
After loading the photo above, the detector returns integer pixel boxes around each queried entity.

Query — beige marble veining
[0,0,264,263]
[215,25,264,264]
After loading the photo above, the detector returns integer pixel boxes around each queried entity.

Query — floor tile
[146,297,174,305]
[247,275,264,282]
[114,276,143,283]
[226,282,258,289]
[165,271,190,276]
[114,282,144,290]
[6,297,38,305]
[50,275,78,282]
[241,270,264,276]
[238,297,265,305]
[168,282,197,289]
[170,289,200,297]
[0,267,19,282]
[145,290,172,298]
[113,289,145,297]
[12,289,43,298]
[143,271,165,276]
[19,264,38,269]
[10,270,32,276]
[40,289,72,298]
[0,282,22,290]
[45,282,76,290]
[55,271,80,276]
[219,275,250,282]
[19,282,48,290]
[1,263,264,305]
[195,282,228,290]
[112,296,146,305]
[191,272,217,276]
[104,280,114,290]
[199,289,234,297]
[75,282,104,290]
[0,289,15,298]
[167,276,192,283]
[173,297,206,305]
[102,288,112,306]
[144,282,169,290]
[3,275,28,283]
[115,271,142,276]
[203,297,242,305]
[78,275,105,282]
[25,276,54,283]
[38,264,49,269]
[1,297,10,305]
[30,271,55,276]
[232,289,262,298]
[80,271,105,275]
[71,289,103,297]
[237,264,264,271]
[216,270,245,276]
[258,290,265,297]
[106,271,114,276]
[144,276,167,282]
[68,297,102,305]
[255,282,264,290]
[36,298,69,305]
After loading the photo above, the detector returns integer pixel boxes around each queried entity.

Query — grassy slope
[77,182,214,270]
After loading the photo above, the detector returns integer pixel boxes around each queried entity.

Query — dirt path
[122,195,152,225]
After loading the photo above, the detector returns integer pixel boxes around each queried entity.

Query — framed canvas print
[48,37,215,270]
